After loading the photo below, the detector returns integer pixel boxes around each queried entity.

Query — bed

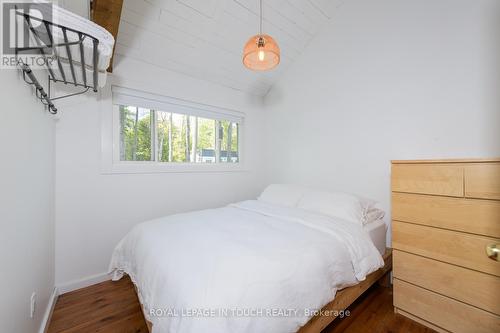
[109,186,390,333]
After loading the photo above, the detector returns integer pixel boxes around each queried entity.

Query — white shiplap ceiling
[115,0,345,96]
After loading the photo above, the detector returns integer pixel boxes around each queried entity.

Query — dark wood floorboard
[48,277,435,333]
[48,277,148,333]
[323,284,436,333]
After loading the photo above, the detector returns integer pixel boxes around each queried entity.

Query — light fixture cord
[259,0,263,35]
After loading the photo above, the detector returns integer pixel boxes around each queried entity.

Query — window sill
[102,161,248,174]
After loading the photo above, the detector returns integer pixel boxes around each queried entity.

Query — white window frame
[101,86,245,174]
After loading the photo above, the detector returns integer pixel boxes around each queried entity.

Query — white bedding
[109,200,384,333]
[364,219,387,255]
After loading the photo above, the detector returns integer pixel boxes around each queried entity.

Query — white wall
[54,54,266,288]
[264,0,500,242]
[0,71,55,332]
[59,0,89,18]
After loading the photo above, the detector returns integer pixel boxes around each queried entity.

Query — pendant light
[242,0,280,71]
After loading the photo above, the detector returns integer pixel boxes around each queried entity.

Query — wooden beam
[91,0,123,72]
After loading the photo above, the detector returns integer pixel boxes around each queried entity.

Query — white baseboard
[57,272,111,295]
[39,287,58,333]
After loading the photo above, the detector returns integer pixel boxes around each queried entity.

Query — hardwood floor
[324,284,435,333]
[48,277,148,333]
[48,277,435,333]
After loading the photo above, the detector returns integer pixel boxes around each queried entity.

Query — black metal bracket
[20,61,57,114]
[14,8,100,114]
[48,77,90,101]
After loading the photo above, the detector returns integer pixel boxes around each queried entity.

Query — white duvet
[109,200,384,333]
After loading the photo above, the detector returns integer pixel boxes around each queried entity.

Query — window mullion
[236,123,240,163]
[168,113,173,162]
[215,120,221,163]
[150,110,157,162]
[192,117,198,163]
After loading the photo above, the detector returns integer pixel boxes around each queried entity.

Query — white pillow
[258,184,305,207]
[364,207,386,225]
[297,190,374,225]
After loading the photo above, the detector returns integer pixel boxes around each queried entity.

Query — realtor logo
[1,1,55,68]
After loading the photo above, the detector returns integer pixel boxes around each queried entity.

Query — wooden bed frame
[137,248,392,333]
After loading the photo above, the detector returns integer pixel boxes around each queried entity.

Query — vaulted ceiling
[114,0,345,96]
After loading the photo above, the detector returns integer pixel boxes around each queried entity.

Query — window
[107,87,244,173]
[119,106,153,161]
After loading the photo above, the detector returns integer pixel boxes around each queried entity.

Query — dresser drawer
[465,163,500,200]
[392,221,500,276]
[392,164,464,197]
[394,279,500,333]
[393,250,500,314]
[392,192,500,238]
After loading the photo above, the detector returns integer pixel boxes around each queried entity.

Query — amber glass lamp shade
[243,34,280,71]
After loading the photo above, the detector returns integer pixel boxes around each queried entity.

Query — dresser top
[391,158,500,164]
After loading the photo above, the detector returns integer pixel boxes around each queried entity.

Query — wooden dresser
[391,158,500,333]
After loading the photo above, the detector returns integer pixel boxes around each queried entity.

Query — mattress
[364,219,387,255]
